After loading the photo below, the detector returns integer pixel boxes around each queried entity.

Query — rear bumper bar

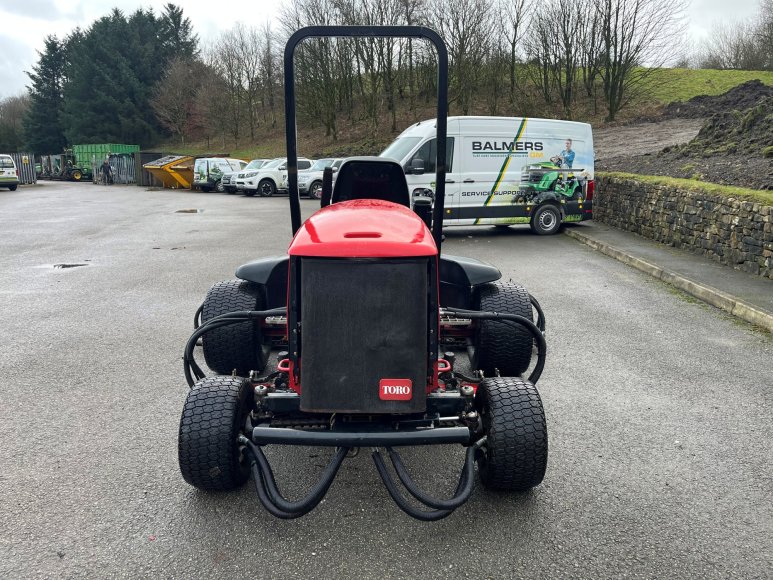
[251,425,471,447]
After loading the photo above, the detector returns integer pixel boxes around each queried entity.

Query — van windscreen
[380,137,421,163]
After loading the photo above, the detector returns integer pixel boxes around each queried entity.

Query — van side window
[408,138,455,173]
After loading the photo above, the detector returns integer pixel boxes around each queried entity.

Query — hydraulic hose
[528,293,546,333]
[387,445,475,510]
[372,449,458,521]
[241,437,349,519]
[183,308,286,387]
[193,303,203,329]
[443,308,547,384]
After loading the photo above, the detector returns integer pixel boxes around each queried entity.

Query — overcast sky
[0,0,762,100]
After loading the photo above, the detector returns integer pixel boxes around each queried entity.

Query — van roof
[399,116,592,137]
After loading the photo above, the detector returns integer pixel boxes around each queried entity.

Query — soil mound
[664,80,773,118]
[670,96,773,158]
[600,93,773,189]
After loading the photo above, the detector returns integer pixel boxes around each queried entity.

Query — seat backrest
[331,157,410,207]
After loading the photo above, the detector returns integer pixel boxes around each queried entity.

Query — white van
[380,116,594,234]
[0,154,19,191]
[193,157,247,192]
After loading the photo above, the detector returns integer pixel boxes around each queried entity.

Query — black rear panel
[299,258,428,413]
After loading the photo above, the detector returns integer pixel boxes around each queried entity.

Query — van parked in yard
[380,116,594,234]
[193,157,247,192]
[0,154,20,190]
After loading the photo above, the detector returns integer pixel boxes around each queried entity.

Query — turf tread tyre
[178,376,253,491]
[201,279,269,376]
[476,377,548,491]
[473,281,533,377]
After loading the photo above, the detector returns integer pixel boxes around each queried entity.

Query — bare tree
[0,93,29,151]
[151,57,201,145]
[594,0,687,121]
[429,0,493,114]
[497,0,530,107]
[280,0,341,139]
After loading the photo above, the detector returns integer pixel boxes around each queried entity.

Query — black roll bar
[283,26,449,253]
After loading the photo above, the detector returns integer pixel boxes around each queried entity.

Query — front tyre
[216,180,225,193]
[530,204,561,235]
[476,377,548,491]
[258,179,276,197]
[178,376,254,491]
[201,279,271,376]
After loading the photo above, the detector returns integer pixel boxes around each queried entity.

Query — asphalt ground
[1,182,771,579]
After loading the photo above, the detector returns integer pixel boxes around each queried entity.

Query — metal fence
[1,152,37,184]
[91,154,137,185]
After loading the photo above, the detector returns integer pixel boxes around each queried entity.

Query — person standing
[101,159,112,185]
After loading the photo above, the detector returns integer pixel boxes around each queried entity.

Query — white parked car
[297,158,344,199]
[242,157,313,197]
[225,159,270,194]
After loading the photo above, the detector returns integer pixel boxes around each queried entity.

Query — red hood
[288,199,437,258]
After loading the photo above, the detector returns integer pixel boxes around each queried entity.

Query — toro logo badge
[379,379,412,401]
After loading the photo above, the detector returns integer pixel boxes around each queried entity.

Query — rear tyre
[71,169,82,181]
[476,377,548,491]
[9,184,17,191]
[472,281,534,377]
[201,279,271,376]
[216,180,225,193]
[178,375,254,491]
[309,180,323,200]
[258,179,276,197]
[530,204,561,235]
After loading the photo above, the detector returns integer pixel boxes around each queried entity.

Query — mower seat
[331,157,410,207]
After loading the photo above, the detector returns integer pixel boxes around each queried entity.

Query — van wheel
[531,205,561,235]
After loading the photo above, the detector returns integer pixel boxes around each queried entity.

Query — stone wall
[594,175,773,279]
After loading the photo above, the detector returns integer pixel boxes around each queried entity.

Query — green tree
[23,35,68,153]
[62,9,164,145]
[159,3,199,59]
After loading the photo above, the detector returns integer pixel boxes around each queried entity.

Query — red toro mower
[178,26,548,521]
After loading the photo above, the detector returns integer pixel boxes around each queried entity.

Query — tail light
[586,180,595,200]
